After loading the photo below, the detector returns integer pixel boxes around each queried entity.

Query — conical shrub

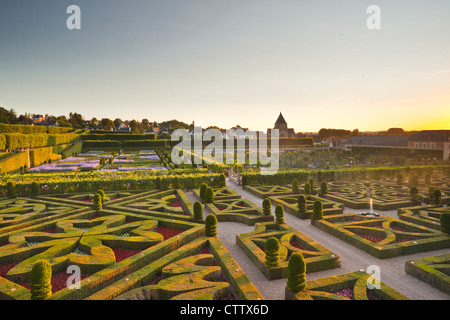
[311,200,323,220]
[297,195,307,213]
[205,187,214,204]
[287,252,307,292]
[30,260,52,300]
[275,204,285,224]
[193,201,203,220]
[262,198,272,216]
[205,214,218,237]
[264,237,280,268]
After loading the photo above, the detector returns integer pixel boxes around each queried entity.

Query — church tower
[274,112,288,131]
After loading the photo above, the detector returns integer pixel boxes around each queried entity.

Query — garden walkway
[188,179,450,300]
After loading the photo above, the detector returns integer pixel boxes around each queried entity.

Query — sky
[0,0,449,132]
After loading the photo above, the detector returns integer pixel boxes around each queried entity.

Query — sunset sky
[0,0,449,133]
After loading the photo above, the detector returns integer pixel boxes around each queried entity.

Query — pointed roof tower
[274,112,288,129]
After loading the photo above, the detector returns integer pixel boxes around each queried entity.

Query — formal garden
[0,127,449,301]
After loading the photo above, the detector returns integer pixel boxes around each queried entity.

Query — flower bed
[311,213,450,259]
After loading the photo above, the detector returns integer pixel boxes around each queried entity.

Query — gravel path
[189,179,450,300]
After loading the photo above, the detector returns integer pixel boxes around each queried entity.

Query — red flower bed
[42,227,57,233]
[157,225,184,241]
[359,233,385,243]
[0,262,19,278]
[19,271,90,293]
[290,239,308,251]
[112,248,142,263]
[170,199,182,207]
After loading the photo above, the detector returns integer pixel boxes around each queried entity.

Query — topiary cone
[205,214,218,237]
[292,179,299,194]
[30,260,52,300]
[264,237,280,268]
[311,200,323,220]
[262,198,272,216]
[287,252,307,292]
[193,201,203,220]
[205,187,214,204]
[275,204,285,224]
[297,195,307,213]
[199,183,208,202]
[92,193,102,211]
[97,189,106,204]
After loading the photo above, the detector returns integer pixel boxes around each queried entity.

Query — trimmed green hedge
[0,123,72,134]
[1,133,78,150]
[0,152,29,174]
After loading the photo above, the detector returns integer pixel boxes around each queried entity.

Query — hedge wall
[0,133,78,150]
[82,140,122,148]
[0,123,72,134]
[29,147,62,167]
[0,151,29,174]
[81,133,157,141]
[242,165,450,186]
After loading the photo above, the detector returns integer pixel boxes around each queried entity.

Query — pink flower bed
[334,288,353,299]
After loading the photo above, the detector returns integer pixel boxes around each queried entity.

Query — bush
[30,260,52,300]
[320,181,328,195]
[193,201,203,220]
[410,187,419,202]
[92,193,102,211]
[205,187,214,204]
[264,237,280,268]
[205,214,218,237]
[287,252,307,292]
[434,189,442,205]
[262,198,272,216]
[292,179,299,193]
[97,189,106,204]
[304,182,311,195]
[275,204,285,224]
[31,181,40,197]
[441,212,450,234]
[311,200,323,220]
[297,195,307,213]
[309,179,314,193]
[219,173,226,187]
[428,187,435,204]
[6,181,16,198]
[199,183,208,202]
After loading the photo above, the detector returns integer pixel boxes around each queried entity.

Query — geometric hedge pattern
[237,221,340,280]
[405,253,450,296]
[285,271,409,300]
[312,213,450,259]
[0,189,262,300]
